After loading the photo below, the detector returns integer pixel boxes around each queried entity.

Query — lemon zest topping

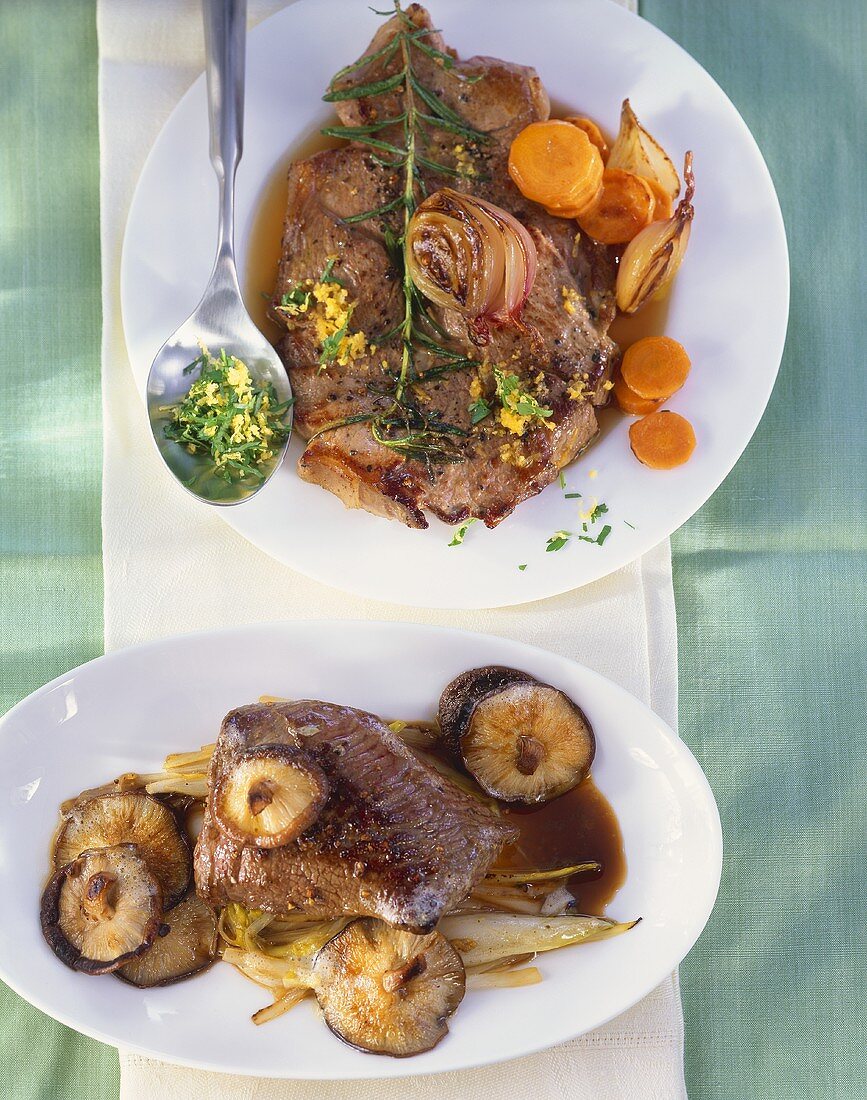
[277,260,370,369]
[561,285,584,316]
[499,441,532,468]
[493,366,553,437]
[452,142,479,178]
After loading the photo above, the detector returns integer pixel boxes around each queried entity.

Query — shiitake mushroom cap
[439,666,595,804]
[54,792,192,910]
[313,918,466,1057]
[116,891,218,988]
[41,844,163,975]
[438,666,536,753]
[212,743,330,849]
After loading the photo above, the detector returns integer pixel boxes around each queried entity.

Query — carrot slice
[509,121,604,214]
[629,411,696,469]
[543,205,581,219]
[646,178,673,221]
[542,196,591,219]
[613,374,664,416]
[542,197,592,219]
[576,169,656,244]
[620,336,691,399]
[563,117,609,161]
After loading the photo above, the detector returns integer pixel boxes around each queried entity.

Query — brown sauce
[417,732,626,916]
[608,293,671,353]
[499,775,626,915]
[242,126,338,342]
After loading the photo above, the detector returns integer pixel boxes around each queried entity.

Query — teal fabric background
[644,2,866,1096]
[0,1,863,1096]
[0,3,116,1096]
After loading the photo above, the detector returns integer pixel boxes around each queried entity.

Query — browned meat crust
[194,703,515,932]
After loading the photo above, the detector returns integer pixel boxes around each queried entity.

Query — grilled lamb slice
[269,4,618,530]
[296,368,598,529]
[194,703,516,932]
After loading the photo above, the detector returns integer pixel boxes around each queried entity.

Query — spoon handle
[202,0,247,260]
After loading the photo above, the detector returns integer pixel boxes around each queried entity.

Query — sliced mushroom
[213,744,329,848]
[41,844,162,975]
[439,666,535,741]
[116,891,217,987]
[312,918,465,1057]
[439,666,595,804]
[54,792,191,909]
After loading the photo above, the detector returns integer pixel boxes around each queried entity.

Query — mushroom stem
[515,735,545,776]
[247,781,274,817]
[84,872,119,920]
[382,954,427,993]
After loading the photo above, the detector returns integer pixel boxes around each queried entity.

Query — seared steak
[194,702,515,931]
[271,4,618,529]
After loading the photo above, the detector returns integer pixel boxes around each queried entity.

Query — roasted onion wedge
[41,844,162,975]
[439,667,595,804]
[54,792,191,909]
[616,152,695,314]
[405,188,537,343]
[213,744,329,848]
[116,891,217,987]
[312,918,466,1057]
[607,99,680,200]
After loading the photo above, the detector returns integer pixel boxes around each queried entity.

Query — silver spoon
[146,0,292,506]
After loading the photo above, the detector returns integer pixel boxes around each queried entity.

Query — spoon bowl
[146,260,293,506]
[145,0,291,506]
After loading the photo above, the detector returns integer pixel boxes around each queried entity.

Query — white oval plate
[0,622,720,1079]
[122,0,788,609]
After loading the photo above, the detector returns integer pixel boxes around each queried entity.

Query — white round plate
[121,0,788,609]
[0,621,721,1079]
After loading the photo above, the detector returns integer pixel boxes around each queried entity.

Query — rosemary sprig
[317,0,491,467]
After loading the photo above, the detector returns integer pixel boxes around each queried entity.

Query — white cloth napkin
[97,1,686,1097]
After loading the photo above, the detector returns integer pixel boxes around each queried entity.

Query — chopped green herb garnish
[278,258,342,317]
[577,524,612,547]
[518,563,528,571]
[494,367,552,423]
[448,518,477,546]
[624,520,636,530]
[280,285,312,314]
[278,268,369,371]
[468,395,491,425]
[564,492,582,499]
[319,256,342,284]
[319,308,354,368]
[558,470,566,490]
[587,502,609,523]
[162,348,292,484]
[546,530,571,552]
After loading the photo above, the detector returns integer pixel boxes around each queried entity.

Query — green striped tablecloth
[0,1,863,1096]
